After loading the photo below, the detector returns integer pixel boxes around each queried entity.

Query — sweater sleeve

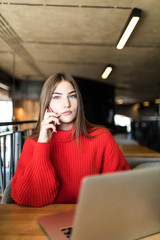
[101,131,130,173]
[11,138,60,207]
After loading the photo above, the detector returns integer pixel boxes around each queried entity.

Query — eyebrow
[53,91,76,95]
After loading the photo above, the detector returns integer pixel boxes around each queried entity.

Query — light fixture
[143,101,150,107]
[101,65,113,79]
[155,99,160,104]
[117,99,124,105]
[0,82,10,91]
[116,8,141,50]
[133,103,140,110]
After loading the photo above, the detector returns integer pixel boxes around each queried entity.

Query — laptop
[38,167,160,240]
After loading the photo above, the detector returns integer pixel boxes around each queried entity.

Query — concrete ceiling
[0,0,160,104]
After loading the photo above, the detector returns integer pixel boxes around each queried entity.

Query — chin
[61,120,74,124]
[61,116,75,122]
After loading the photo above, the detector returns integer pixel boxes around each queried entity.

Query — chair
[1,180,15,204]
[126,157,160,169]
[134,162,160,169]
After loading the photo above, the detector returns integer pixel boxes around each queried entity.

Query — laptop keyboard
[61,227,73,238]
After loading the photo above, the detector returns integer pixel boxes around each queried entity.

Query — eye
[69,94,77,98]
[53,96,61,100]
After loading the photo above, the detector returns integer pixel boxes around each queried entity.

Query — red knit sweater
[11,127,130,207]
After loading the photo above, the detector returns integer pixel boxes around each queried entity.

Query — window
[114,114,131,132]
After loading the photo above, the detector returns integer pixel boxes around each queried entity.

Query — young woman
[11,72,130,207]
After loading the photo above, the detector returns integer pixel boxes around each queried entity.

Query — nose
[64,97,71,108]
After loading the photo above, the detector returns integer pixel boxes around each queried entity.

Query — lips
[62,111,72,115]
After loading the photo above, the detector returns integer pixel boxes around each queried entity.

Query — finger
[47,107,60,116]
[43,109,49,120]
[46,124,57,133]
[40,123,56,134]
[44,108,59,120]
[48,112,61,118]
[44,109,61,120]
[44,116,61,125]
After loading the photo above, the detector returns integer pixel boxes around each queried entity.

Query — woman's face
[49,80,78,130]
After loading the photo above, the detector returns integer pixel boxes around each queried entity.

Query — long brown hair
[31,72,102,141]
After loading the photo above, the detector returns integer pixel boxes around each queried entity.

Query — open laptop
[38,166,160,240]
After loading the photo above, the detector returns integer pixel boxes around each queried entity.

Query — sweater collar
[52,127,73,143]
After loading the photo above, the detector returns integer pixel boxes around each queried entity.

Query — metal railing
[0,120,37,193]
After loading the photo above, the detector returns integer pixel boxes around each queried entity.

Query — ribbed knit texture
[11,127,130,207]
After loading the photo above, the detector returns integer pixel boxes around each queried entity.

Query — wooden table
[0,204,75,240]
[119,144,160,158]
[0,204,160,240]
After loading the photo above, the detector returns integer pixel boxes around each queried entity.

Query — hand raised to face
[37,107,61,143]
